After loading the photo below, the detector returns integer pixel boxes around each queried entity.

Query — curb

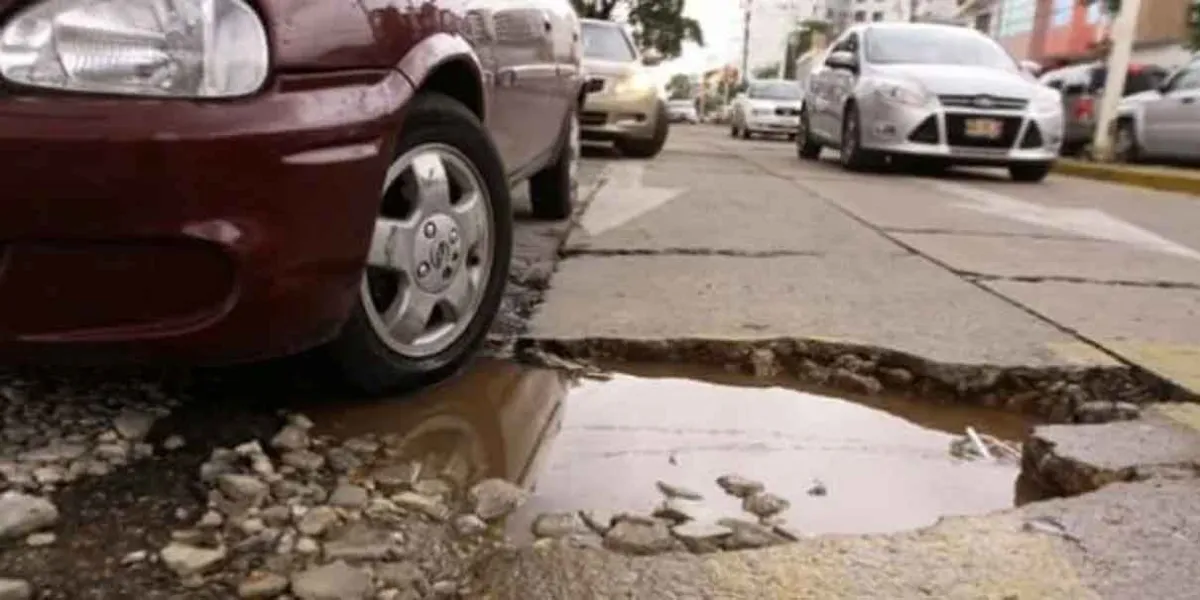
[1053,159,1200,197]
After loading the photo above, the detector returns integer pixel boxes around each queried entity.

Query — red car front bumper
[0,70,412,365]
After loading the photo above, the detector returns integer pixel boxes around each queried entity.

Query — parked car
[578,19,669,157]
[730,79,804,139]
[797,22,1064,182]
[1114,58,1200,163]
[0,0,584,393]
[667,99,700,124]
[1038,61,1169,155]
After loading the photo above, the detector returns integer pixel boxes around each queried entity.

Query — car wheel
[1008,161,1053,183]
[796,107,822,160]
[740,125,752,140]
[616,101,669,158]
[329,92,513,394]
[529,107,579,220]
[1114,119,1139,163]
[839,103,880,171]
[730,123,738,137]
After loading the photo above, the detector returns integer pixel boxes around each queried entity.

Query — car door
[824,31,861,144]
[542,0,579,134]
[490,0,560,173]
[1140,63,1200,160]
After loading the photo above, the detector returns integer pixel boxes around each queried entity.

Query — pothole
[506,363,1040,549]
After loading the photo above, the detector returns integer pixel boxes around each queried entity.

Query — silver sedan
[797,22,1064,182]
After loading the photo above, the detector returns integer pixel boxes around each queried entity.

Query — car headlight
[1030,92,1062,115]
[0,0,269,98]
[612,70,654,96]
[873,80,931,107]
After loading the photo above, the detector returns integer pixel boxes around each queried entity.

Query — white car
[730,79,804,139]
[667,99,700,123]
[797,22,1064,182]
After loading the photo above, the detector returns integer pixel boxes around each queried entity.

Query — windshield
[747,81,802,100]
[582,22,636,62]
[864,27,1018,71]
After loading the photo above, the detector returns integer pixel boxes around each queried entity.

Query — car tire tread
[1009,161,1052,183]
[529,107,577,220]
[616,101,669,158]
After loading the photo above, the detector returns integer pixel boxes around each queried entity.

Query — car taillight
[1073,97,1095,120]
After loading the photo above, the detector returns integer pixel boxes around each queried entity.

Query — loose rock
[531,512,586,539]
[743,492,790,519]
[452,514,487,537]
[291,560,374,600]
[467,479,527,522]
[715,474,764,499]
[160,542,227,577]
[271,426,310,452]
[671,520,733,553]
[217,474,270,507]
[113,409,156,441]
[297,507,341,538]
[654,481,703,501]
[391,492,450,522]
[0,578,31,600]
[603,519,679,556]
[329,484,369,509]
[24,532,55,547]
[0,492,58,540]
[579,510,614,535]
[720,518,787,550]
[239,572,290,598]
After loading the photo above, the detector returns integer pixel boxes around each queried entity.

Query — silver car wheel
[362,143,495,359]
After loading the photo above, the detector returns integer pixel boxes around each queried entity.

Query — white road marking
[936,181,1200,261]
[578,161,686,236]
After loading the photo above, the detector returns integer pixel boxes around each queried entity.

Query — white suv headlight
[0,0,269,98]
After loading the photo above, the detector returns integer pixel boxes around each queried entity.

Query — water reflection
[296,359,1038,543]
[302,359,566,490]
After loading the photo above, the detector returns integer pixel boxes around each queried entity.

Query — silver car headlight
[1029,92,1062,115]
[0,0,269,98]
[873,80,932,107]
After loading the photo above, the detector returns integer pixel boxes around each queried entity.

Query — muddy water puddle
[299,359,1036,542]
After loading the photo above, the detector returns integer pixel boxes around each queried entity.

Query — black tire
[839,103,881,172]
[328,92,513,394]
[796,107,822,160]
[730,123,738,137]
[740,126,752,140]
[529,107,578,220]
[616,101,669,158]
[1009,161,1053,183]
[1114,119,1140,163]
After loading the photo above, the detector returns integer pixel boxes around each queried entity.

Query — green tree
[666,73,693,99]
[571,0,704,59]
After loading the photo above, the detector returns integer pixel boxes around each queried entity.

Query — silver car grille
[938,95,1029,111]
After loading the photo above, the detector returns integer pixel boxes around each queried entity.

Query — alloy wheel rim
[361,143,494,358]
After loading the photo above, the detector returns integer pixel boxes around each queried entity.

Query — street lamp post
[1091,0,1143,162]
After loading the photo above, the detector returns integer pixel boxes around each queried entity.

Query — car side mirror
[641,49,663,67]
[1158,80,1173,94]
[825,51,858,72]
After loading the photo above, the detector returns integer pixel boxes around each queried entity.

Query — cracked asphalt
[535,125,1200,390]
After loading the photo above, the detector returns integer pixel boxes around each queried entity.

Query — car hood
[872,64,1038,99]
[583,58,640,80]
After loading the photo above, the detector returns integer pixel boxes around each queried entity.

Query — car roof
[855,21,980,35]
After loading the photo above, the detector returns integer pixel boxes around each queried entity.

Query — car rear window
[1087,65,1168,95]
[582,22,636,62]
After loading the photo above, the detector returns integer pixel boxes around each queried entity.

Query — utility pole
[1091,0,1142,162]
[741,0,753,85]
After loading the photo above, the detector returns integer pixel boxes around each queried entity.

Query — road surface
[536,124,1200,393]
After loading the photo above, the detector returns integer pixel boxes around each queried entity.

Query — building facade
[992,0,1195,67]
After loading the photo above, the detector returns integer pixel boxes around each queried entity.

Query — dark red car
[0,0,584,391]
